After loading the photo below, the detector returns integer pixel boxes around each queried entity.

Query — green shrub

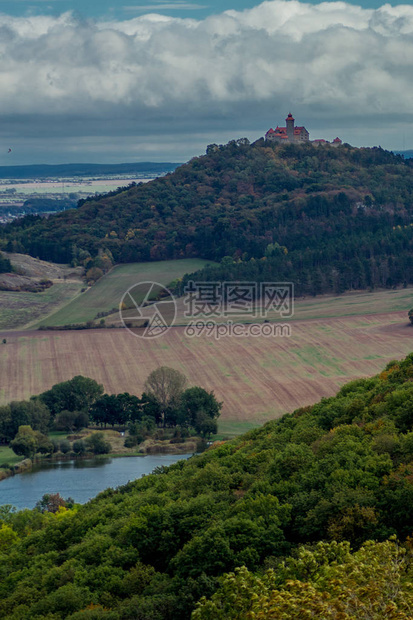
[124,436,139,448]
[73,440,86,455]
[85,433,111,455]
[59,439,71,454]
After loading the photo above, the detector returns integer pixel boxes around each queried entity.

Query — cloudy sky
[0,0,411,164]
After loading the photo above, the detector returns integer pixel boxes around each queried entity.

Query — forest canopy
[2,354,413,618]
[1,141,413,295]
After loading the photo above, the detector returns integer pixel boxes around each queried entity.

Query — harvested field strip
[1,310,412,425]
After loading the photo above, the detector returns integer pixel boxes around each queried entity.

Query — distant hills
[396,150,413,159]
[2,141,413,296]
[0,162,181,179]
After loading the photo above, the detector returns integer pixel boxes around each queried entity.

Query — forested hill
[2,355,413,618]
[1,140,413,295]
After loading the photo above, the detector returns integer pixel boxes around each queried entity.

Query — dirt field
[105,285,413,328]
[1,310,412,426]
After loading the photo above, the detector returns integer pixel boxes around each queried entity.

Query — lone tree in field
[409,309,413,325]
[144,367,187,427]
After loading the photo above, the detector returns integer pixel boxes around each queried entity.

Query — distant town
[0,163,179,224]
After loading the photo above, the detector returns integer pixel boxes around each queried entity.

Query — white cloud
[0,0,412,160]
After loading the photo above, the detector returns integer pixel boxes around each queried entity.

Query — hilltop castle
[265,113,342,147]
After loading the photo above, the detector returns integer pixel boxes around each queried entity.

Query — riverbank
[0,458,32,481]
[0,435,199,483]
[0,452,193,510]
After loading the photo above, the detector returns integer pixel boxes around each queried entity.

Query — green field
[0,282,83,330]
[0,444,22,467]
[35,259,215,327]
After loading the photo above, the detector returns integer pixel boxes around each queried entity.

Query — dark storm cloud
[0,1,412,162]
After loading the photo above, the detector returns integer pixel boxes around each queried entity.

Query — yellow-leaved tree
[192,539,413,620]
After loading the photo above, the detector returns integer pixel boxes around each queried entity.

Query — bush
[59,439,71,454]
[85,433,111,455]
[73,440,86,455]
[51,438,60,453]
[196,438,208,453]
[124,436,139,448]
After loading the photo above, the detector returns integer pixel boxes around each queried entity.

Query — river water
[0,454,192,510]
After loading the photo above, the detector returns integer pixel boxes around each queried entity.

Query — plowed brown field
[1,310,412,425]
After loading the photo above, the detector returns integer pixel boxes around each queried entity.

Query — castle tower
[286,113,295,141]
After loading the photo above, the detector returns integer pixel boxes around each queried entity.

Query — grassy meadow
[0,282,83,330]
[35,259,214,327]
[0,253,84,330]
[0,444,23,467]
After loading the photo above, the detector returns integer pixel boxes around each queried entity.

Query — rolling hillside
[35,258,214,327]
[2,302,413,432]
[0,258,213,330]
[2,354,413,618]
[2,141,412,296]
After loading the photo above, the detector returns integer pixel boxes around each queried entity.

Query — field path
[1,310,412,423]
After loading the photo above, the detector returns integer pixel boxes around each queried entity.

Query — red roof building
[265,113,343,147]
[266,113,309,143]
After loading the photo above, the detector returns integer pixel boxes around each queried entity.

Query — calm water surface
[0,454,192,510]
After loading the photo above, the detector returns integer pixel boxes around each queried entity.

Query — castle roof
[267,126,307,136]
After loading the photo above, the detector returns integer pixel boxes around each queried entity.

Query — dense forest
[1,141,413,295]
[2,355,413,618]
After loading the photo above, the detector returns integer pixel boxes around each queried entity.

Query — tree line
[0,368,222,462]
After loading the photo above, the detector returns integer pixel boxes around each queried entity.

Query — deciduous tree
[144,367,187,427]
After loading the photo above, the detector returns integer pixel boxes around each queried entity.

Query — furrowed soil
[1,310,412,426]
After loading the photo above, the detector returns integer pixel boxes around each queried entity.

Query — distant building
[313,137,342,148]
[265,113,342,147]
[265,113,309,143]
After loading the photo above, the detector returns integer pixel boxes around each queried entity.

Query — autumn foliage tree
[144,366,188,427]
[193,539,413,620]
